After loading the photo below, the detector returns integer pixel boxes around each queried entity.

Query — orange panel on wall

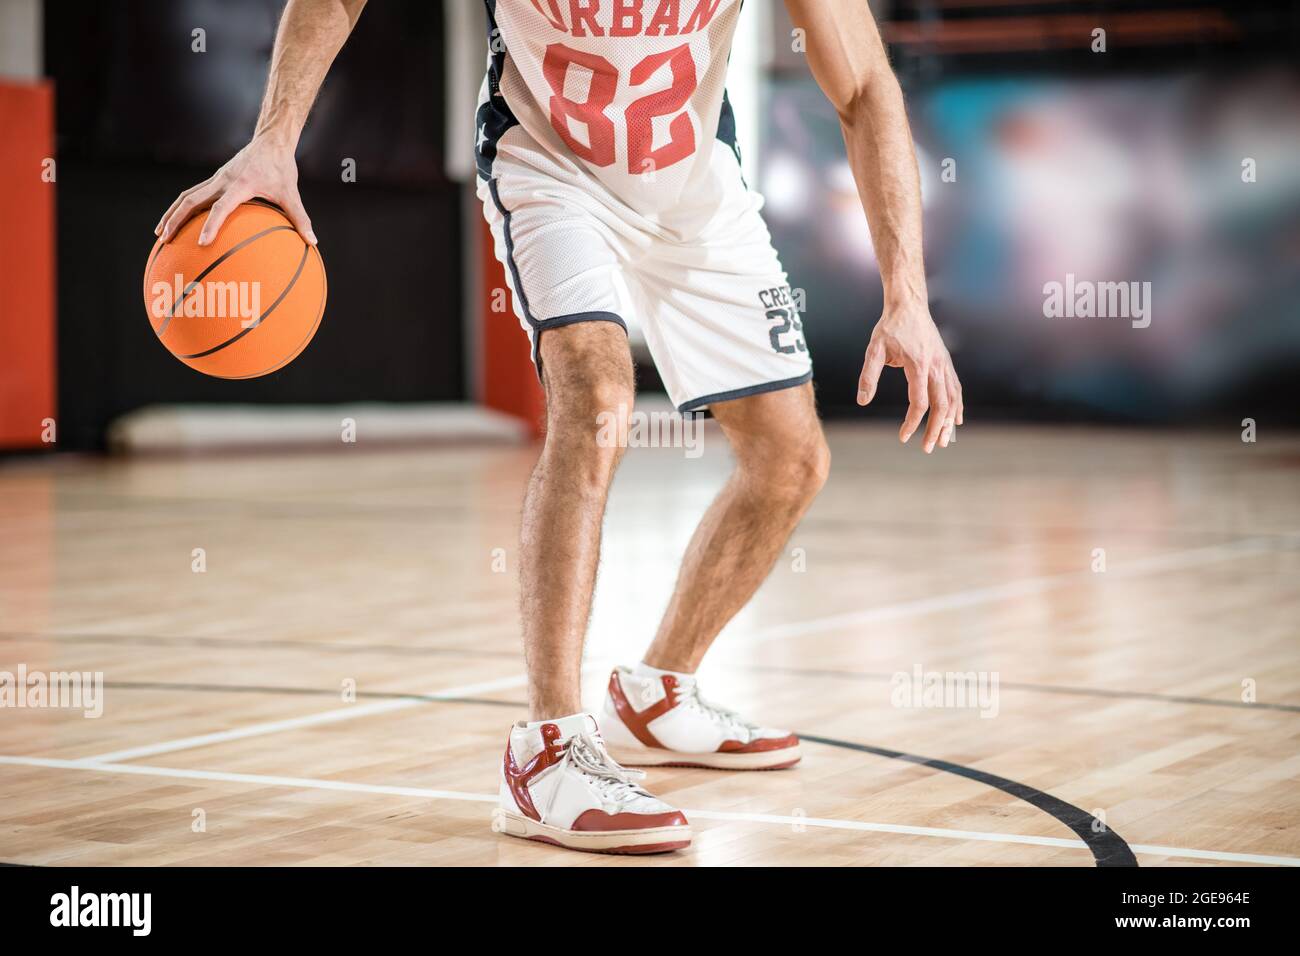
[0,80,56,450]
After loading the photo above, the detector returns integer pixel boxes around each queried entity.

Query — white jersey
[476,0,746,228]
[474,0,812,413]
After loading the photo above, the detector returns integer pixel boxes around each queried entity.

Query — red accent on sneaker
[502,722,562,822]
[571,808,689,832]
[607,671,679,749]
[718,732,800,754]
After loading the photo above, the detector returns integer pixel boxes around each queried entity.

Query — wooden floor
[1,423,1297,867]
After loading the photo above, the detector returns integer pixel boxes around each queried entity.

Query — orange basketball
[143,199,326,378]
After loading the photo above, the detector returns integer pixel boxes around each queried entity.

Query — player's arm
[156,0,368,247]
[785,0,962,452]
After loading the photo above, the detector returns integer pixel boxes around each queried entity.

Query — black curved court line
[800,734,1138,867]
[155,224,294,337]
[12,631,1297,712]
[179,240,311,359]
[93,679,1136,866]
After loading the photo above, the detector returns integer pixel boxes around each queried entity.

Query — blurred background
[0,0,1297,453]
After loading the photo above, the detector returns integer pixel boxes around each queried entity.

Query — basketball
[143,199,325,378]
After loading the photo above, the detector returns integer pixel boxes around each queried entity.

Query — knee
[805,434,833,492]
[741,431,831,507]
[552,376,635,423]
[790,433,832,498]
[542,370,636,493]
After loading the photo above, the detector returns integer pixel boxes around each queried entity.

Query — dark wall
[46,0,464,450]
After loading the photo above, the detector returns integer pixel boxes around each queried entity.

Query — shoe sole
[607,743,802,771]
[492,808,691,854]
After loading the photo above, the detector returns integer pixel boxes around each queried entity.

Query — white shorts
[478,139,813,413]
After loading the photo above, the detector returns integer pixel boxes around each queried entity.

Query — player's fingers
[937,363,959,448]
[155,179,212,237]
[922,368,949,454]
[946,364,964,438]
[900,365,929,444]
[197,188,251,246]
[160,185,219,242]
[857,342,887,406]
[280,191,318,246]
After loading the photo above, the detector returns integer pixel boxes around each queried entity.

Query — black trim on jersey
[476,0,521,180]
[677,371,814,413]
[717,89,744,171]
[717,2,746,179]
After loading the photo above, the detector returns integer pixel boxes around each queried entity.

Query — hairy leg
[641,383,830,673]
[520,322,634,720]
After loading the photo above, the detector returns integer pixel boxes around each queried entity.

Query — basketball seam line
[154,224,294,337]
[178,241,311,360]
[218,245,327,379]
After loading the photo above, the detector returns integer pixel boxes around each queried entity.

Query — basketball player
[156,0,963,855]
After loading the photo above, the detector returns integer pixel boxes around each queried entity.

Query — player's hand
[857,306,963,453]
[155,136,316,248]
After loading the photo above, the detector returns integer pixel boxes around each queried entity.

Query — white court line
[81,672,533,764]
[0,755,498,804]
[1126,843,1300,866]
[2,754,1297,867]
[742,534,1293,645]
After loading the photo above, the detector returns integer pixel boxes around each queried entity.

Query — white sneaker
[493,713,691,854]
[601,666,802,770]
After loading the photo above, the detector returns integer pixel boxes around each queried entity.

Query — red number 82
[541,42,699,175]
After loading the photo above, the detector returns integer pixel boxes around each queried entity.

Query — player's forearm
[839,78,928,311]
[786,0,929,310]
[253,0,367,149]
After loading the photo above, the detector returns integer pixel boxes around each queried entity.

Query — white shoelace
[555,732,648,807]
[673,683,753,739]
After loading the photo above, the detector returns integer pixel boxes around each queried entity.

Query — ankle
[529,701,585,723]
[635,659,697,679]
